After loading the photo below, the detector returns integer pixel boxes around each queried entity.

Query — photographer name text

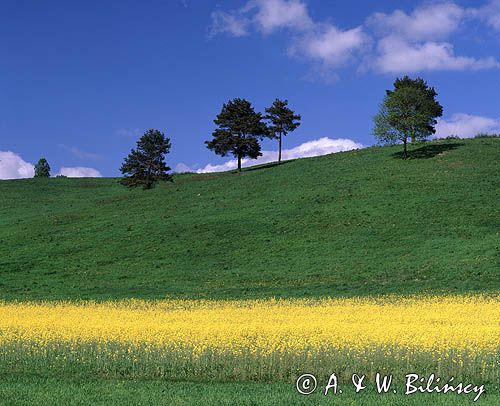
[296,373,485,402]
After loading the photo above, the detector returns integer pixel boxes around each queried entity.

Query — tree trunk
[237,154,242,172]
[403,137,408,159]
[278,133,282,163]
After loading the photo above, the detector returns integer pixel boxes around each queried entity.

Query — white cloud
[209,0,368,76]
[290,25,368,67]
[368,3,465,41]
[249,0,313,33]
[435,113,500,138]
[58,167,102,178]
[0,151,34,180]
[473,0,500,31]
[0,152,102,179]
[195,137,363,173]
[368,2,500,74]
[210,1,500,76]
[373,36,499,73]
[210,0,312,37]
[174,162,195,173]
[209,10,250,38]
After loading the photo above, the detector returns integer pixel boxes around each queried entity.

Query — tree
[373,76,443,158]
[34,158,51,178]
[264,99,301,163]
[120,129,173,189]
[206,98,269,172]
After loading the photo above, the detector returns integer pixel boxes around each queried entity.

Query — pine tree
[206,98,269,172]
[120,129,172,189]
[264,99,301,163]
[34,158,51,178]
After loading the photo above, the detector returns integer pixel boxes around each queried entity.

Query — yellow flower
[0,295,498,356]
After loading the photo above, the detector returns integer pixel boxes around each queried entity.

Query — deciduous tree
[374,76,443,158]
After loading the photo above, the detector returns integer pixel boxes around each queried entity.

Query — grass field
[3,376,499,406]
[0,138,498,301]
[2,376,499,406]
[0,138,499,404]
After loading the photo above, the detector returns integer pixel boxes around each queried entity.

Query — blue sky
[1,0,500,178]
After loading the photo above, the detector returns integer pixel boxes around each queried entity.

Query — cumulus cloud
[210,0,312,37]
[249,0,313,33]
[58,167,102,178]
[174,162,195,173]
[373,36,499,73]
[210,0,500,76]
[472,0,500,31]
[435,113,500,138]
[368,2,499,73]
[209,0,368,75]
[0,151,34,180]
[0,151,102,179]
[290,25,368,67]
[190,137,362,173]
[368,2,465,41]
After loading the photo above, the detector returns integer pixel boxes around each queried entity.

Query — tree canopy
[206,98,269,172]
[34,158,51,178]
[120,129,172,189]
[374,76,443,158]
[264,99,301,163]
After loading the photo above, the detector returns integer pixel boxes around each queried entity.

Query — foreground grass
[1,376,498,405]
[0,138,499,301]
[2,342,497,387]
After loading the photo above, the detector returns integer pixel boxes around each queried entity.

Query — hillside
[0,138,498,301]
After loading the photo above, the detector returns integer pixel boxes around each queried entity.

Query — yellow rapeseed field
[0,295,498,355]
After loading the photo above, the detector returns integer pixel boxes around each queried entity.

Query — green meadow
[0,138,499,404]
[0,138,498,301]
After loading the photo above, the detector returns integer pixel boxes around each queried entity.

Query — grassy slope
[0,138,498,301]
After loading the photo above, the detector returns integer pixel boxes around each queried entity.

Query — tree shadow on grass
[242,160,295,173]
[392,142,465,159]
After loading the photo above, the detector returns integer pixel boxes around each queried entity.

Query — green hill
[0,138,498,301]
